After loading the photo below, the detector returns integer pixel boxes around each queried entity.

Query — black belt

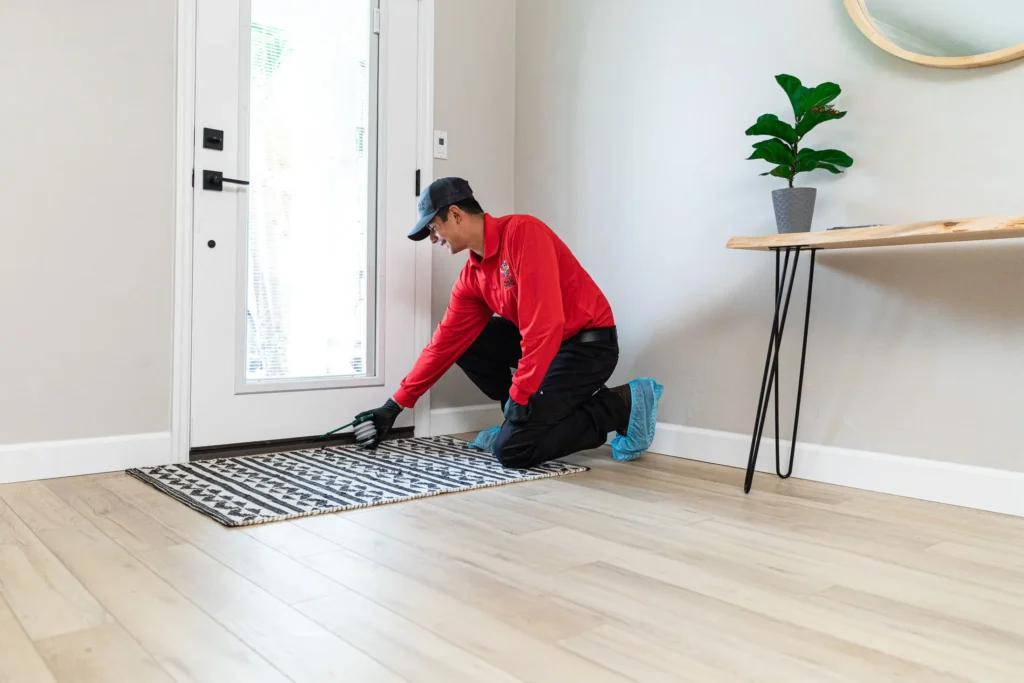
[573,326,617,344]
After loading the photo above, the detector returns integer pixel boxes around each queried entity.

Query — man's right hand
[503,396,531,425]
[353,398,404,448]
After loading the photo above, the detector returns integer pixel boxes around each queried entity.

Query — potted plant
[746,74,853,233]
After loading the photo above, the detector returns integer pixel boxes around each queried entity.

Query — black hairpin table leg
[743,247,817,493]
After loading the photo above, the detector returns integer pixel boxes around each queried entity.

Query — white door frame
[170,0,434,464]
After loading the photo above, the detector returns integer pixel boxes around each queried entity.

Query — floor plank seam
[293,513,627,679]
[242,521,450,680]
[290,550,522,682]
[75,483,340,683]
[0,491,189,683]
[1,590,56,680]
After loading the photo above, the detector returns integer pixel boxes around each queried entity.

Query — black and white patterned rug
[125,435,586,527]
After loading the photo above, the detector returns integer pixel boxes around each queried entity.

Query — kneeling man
[355,177,662,466]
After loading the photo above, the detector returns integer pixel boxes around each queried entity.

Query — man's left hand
[504,397,531,425]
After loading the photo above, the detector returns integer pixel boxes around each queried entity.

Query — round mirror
[844,0,1024,68]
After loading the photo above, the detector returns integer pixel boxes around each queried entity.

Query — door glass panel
[244,0,376,383]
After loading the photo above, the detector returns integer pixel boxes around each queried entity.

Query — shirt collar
[470,214,500,267]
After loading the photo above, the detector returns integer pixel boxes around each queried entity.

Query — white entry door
[190,0,422,448]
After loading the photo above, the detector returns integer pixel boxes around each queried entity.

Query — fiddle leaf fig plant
[746,74,853,188]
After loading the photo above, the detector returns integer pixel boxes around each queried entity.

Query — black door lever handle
[202,170,250,191]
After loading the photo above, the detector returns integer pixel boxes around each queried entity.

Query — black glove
[354,398,403,448]
[503,396,531,425]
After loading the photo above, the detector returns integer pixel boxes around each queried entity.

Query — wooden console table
[726,215,1024,493]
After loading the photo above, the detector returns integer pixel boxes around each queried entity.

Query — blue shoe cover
[610,378,664,461]
[467,425,501,452]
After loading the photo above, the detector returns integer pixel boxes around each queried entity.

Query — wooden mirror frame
[843,0,1024,69]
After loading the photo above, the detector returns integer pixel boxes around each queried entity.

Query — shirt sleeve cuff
[509,385,532,407]
[392,390,416,410]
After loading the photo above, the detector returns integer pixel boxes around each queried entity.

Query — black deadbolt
[208,240,216,249]
[203,128,224,151]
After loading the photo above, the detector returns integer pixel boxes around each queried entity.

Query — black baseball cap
[408,177,475,241]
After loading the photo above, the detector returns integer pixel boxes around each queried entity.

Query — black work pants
[455,317,627,468]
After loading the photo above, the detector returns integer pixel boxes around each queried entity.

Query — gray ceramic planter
[772,187,816,233]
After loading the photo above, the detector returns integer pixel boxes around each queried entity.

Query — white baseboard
[421,407,1024,518]
[429,404,502,437]
[650,423,1024,518]
[0,433,171,484]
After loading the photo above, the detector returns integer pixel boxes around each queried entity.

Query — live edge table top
[726,215,1024,251]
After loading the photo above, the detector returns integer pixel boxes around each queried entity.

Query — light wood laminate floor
[1,440,1023,683]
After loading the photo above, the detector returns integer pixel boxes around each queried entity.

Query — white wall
[430,0,517,409]
[0,1,176,445]
[515,0,1024,471]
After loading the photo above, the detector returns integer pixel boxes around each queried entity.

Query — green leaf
[775,74,811,118]
[747,139,795,165]
[759,164,794,180]
[745,114,798,144]
[815,162,843,174]
[796,108,846,138]
[798,148,853,168]
[799,82,841,113]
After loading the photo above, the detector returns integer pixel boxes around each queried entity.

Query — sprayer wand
[319,414,372,440]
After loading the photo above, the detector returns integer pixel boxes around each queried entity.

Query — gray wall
[0,1,176,445]
[430,0,517,409]
[514,0,1024,471]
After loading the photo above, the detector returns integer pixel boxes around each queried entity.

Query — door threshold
[189,427,415,461]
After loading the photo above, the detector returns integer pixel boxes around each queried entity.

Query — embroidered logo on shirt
[500,260,516,289]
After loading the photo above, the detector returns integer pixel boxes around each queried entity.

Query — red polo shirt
[393,213,615,408]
